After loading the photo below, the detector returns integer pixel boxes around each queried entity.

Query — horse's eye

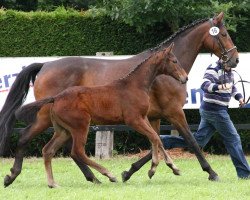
[221,33,227,37]
[173,60,177,64]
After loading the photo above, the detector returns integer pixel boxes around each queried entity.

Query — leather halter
[209,18,237,66]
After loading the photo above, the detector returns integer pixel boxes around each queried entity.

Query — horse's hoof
[48,183,60,188]
[148,170,155,179]
[93,178,102,184]
[109,177,118,183]
[173,169,181,176]
[121,171,130,182]
[4,175,13,187]
[208,174,220,181]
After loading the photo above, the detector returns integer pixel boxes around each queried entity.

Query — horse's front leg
[165,108,219,181]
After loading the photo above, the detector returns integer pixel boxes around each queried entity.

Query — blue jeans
[160,108,250,178]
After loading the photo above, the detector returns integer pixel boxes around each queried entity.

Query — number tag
[209,27,220,36]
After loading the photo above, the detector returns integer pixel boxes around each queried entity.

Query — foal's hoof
[121,171,130,182]
[173,168,181,176]
[4,175,13,187]
[208,174,220,181]
[109,177,118,183]
[148,170,155,179]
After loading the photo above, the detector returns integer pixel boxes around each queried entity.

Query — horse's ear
[214,12,224,25]
[169,42,174,52]
[165,42,174,54]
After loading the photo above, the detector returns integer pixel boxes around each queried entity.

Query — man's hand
[239,98,245,107]
[218,83,233,90]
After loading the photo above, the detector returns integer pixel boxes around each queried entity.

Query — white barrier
[0,53,250,110]
[1,53,249,158]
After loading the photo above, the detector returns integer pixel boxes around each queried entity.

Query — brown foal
[16,43,188,187]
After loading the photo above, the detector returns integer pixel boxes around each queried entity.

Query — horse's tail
[15,97,54,125]
[0,63,44,156]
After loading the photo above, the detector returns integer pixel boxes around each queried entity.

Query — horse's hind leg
[4,114,50,187]
[66,139,101,184]
[167,109,218,181]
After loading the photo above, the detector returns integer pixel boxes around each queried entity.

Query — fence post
[95,131,114,159]
[95,51,114,159]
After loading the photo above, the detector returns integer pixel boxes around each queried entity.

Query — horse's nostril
[236,58,239,64]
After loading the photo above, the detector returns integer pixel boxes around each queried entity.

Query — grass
[1,155,250,200]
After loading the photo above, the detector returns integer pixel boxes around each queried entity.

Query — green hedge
[0,8,249,57]
[0,9,172,56]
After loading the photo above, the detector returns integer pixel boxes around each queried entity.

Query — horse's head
[203,12,239,68]
[161,43,188,84]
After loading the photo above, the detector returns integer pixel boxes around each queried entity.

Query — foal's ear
[165,42,174,54]
[214,12,224,25]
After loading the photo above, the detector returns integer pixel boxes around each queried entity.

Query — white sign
[209,26,220,36]
[0,53,249,110]
[184,53,250,109]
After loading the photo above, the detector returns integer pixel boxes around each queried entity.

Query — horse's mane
[120,50,164,80]
[120,17,209,81]
[147,17,209,52]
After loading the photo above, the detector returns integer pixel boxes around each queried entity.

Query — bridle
[208,19,250,106]
[209,18,237,66]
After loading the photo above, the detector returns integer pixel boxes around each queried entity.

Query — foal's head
[203,12,239,68]
[158,43,188,84]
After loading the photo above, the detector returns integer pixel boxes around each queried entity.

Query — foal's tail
[0,63,44,156]
[15,97,55,125]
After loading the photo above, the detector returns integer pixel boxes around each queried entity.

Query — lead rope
[232,70,250,105]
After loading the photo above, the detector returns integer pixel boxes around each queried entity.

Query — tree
[102,0,248,32]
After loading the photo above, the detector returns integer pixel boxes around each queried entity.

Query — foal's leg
[42,130,70,188]
[70,120,117,183]
[128,118,178,179]
[144,119,180,176]
[122,119,179,182]
[122,120,160,182]
[148,120,180,175]
[43,131,101,187]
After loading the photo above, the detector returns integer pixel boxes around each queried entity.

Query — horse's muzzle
[180,76,188,84]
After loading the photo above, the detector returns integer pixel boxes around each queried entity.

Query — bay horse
[15,44,188,187]
[1,12,238,187]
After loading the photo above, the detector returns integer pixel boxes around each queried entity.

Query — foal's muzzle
[180,76,188,84]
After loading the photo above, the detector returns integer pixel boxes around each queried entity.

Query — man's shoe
[238,175,250,180]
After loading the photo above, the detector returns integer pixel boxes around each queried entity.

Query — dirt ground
[127,148,208,159]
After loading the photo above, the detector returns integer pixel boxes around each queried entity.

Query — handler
[160,58,250,179]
